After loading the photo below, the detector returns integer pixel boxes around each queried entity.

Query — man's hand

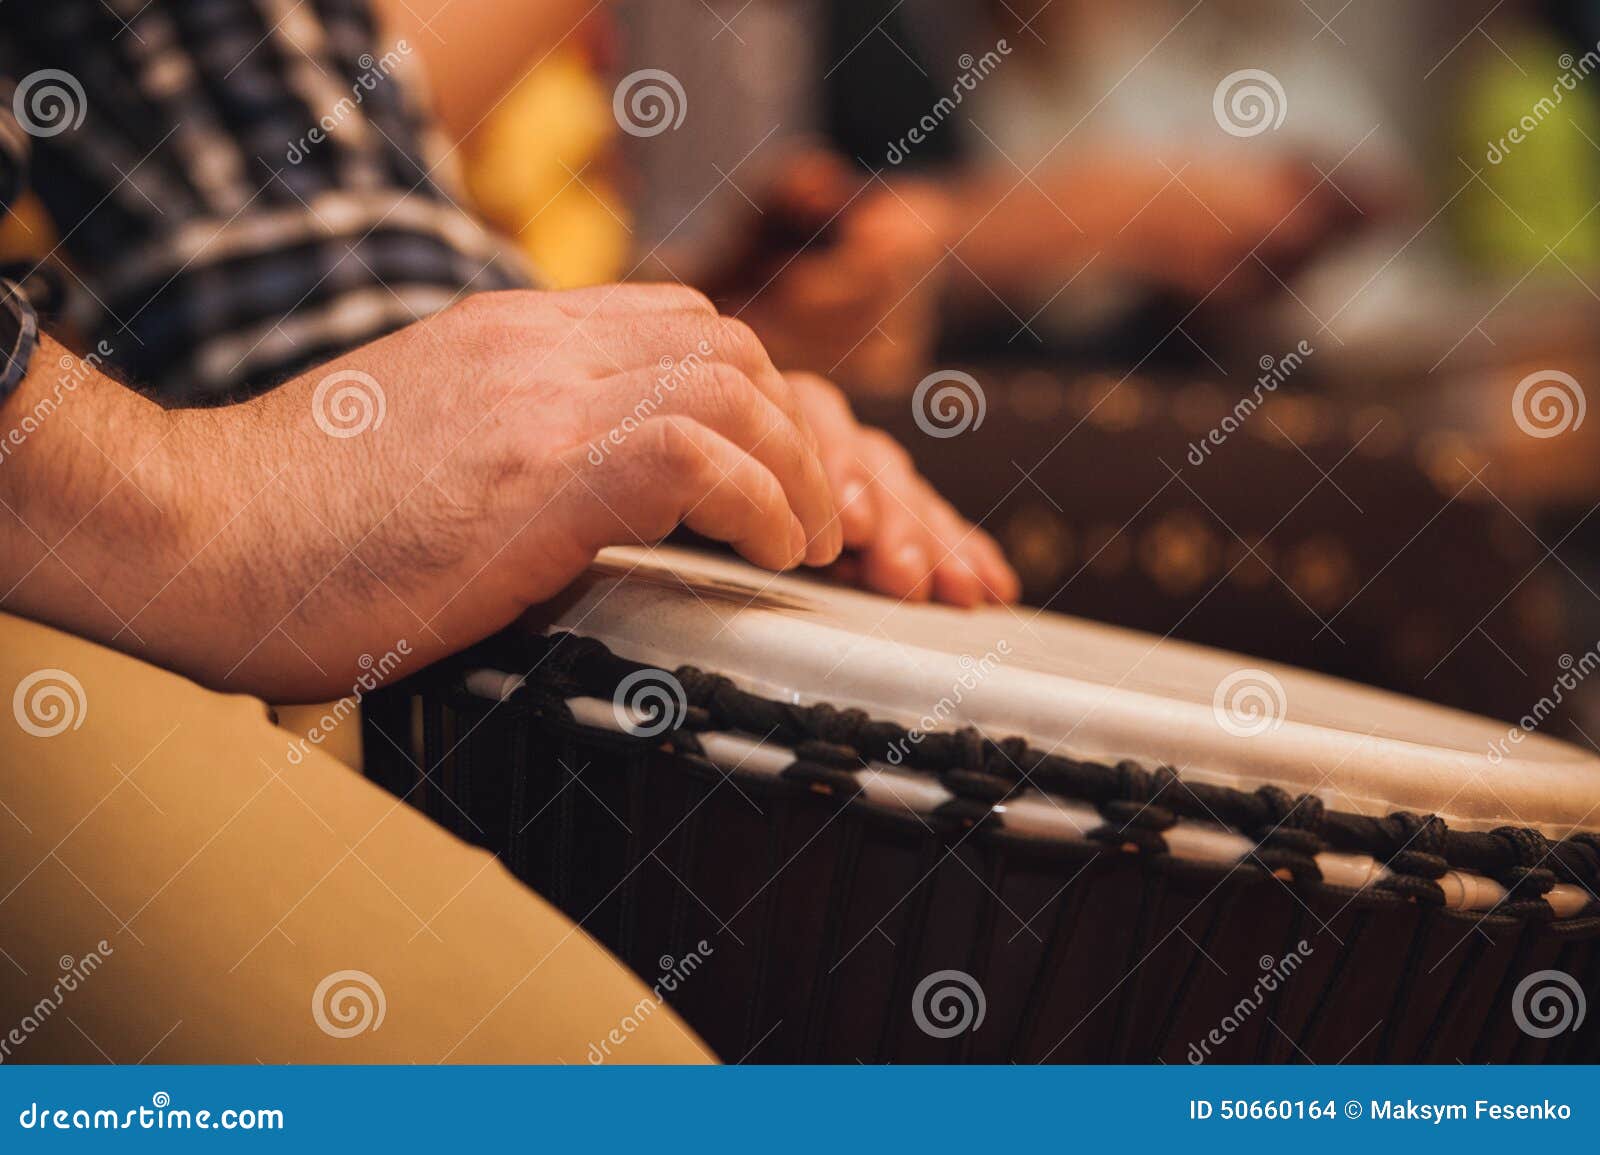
[789,373,1019,607]
[5,287,842,701]
[2,286,1012,705]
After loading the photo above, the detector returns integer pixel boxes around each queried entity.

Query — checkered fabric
[0,0,530,405]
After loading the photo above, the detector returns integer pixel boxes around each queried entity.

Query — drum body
[851,368,1571,727]
[364,549,1600,1064]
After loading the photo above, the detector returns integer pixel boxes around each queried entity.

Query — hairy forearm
[0,337,200,659]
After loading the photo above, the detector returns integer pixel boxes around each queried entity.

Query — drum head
[529,545,1600,837]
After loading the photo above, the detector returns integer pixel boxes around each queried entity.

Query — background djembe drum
[850,366,1578,730]
[364,548,1600,1065]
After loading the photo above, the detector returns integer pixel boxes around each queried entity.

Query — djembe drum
[364,546,1600,1063]
[848,367,1570,728]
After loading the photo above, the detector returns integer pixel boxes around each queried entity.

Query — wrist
[0,336,208,655]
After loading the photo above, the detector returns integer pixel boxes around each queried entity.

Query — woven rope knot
[1390,851,1450,879]
[792,739,863,770]
[1113,759,1152,802]
[1379,811,1445,859]
[1490,825,1547,867]
[980,736,1030,781]
[1502,865,1558,898]
[941,768,1016,804]
[1097,798,1178,832]
[674,666,733,707]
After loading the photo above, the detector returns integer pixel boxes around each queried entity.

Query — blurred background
[460,0,1600,740]
[13,0,1600,735]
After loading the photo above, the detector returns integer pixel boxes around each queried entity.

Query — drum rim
[437,629,1600,935]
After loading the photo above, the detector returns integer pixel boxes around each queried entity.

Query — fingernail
[790,516,809,565]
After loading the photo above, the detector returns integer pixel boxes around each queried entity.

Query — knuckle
[708,316,767,365]
[445,289,521,329]
[646,415,708,475]
[864,428,911,467]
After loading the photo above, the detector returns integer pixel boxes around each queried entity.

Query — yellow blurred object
[0,195,55,264]
[465,51,630,288]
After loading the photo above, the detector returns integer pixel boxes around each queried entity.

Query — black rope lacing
[474,630,1600,927]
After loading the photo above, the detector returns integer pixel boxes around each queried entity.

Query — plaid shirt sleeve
[0,0,533,406]
[0,96,39,408]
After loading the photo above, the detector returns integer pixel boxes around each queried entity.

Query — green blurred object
[1455,28,1600,272]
